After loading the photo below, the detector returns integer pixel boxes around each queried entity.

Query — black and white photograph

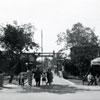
[0,0,100,100]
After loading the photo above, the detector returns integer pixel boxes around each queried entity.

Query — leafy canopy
[57,22,98,48]
[57,22,100,76]
[0,21,39,54]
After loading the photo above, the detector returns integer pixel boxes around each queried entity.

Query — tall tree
[0,21,39,77]
[57,22,98,48]
[0,21,39,54]
[57,22,99,76]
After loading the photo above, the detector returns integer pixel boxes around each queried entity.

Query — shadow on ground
[3,86,17,89]
[19,84,100,94]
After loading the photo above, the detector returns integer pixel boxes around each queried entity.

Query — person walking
[42,70,47,85]
[46,69,53,85]
[98,75,100,85]
[27,69,33,87]
[0,71,4,87]
[18,72,26,86]
[34,67,42,87]
[87,73,92,86]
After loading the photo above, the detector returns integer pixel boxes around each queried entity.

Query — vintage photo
[0,0,100,100]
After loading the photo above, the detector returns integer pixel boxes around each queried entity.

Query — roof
[91,57,100,65]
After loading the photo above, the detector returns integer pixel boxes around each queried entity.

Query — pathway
[0,75,100,100]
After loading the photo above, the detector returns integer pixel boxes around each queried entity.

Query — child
[42,71,47,85]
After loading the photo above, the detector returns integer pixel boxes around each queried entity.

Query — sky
[0,0,100,53]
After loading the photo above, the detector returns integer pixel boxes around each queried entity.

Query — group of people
[34,67,53,86]
[87,73,100,86]
[18,67,53,87]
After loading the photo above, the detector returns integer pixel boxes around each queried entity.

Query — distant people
[21,73,25,86]
[82,75,87,85]
[98,75,100,85]
[94,75,98,85]
[46,69,53,85]
[9,71,14,83]
[0,71,4,87]
[91,75,96,86]
[18,73,21,85]
[27,69,33,87]
[18,72,26,86]
[87,73,93,86]
[34,67,42,87]
[42,70,47,85]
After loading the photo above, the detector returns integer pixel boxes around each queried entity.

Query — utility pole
[41,29,43,53]
[41,29,43,67]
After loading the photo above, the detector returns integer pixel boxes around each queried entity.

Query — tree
[57,22,98,48]
[57,22,99,76]
[0,21,39,82]
[0,21,39,54]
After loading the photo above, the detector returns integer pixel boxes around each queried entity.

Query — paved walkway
[0,75,100,100]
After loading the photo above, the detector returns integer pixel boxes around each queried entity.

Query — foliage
[0,21,39,72]
[57,22,100,76]
[64,59,80,77]
[71,46,100,75]
[0,51,9,72]
[57,22,99,48]
[0,22,39,54]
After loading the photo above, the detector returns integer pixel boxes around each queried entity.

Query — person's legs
[19,77,21,85]
[29,78,32,86]
[9,75,14,83]
[91,80,94,86]
[88,81,91,86]
[35,78,38,87]
[46,77,49,85]
[42,78,46,85]
[22,78,24,86]
[36,82,37,86]
[42,80,44,85]
[38,78,41,86]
